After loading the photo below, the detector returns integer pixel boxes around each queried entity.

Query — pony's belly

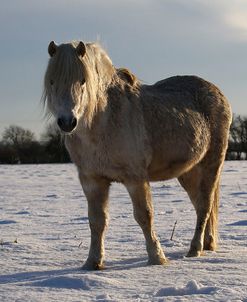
[147,158,195,181]
[147,136,209,181]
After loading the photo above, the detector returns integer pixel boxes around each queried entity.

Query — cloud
[224,9,247,40]
[194,0,247,41]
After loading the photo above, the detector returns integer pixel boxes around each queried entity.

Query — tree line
[0,114,246,164]
[0,123,70,164]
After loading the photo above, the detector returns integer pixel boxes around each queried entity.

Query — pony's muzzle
[57,116,77,133]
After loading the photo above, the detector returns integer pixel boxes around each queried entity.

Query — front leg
[125,181,167,265]
[80,175,110,270]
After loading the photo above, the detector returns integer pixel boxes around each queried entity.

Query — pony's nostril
[57,118,63,129]
[71,117,77,129]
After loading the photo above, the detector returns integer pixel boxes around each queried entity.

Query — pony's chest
[65,133,148,181]
[66,134,107,164]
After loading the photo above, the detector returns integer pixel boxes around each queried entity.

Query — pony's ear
[48,41,57,57]
[76,41,86,57]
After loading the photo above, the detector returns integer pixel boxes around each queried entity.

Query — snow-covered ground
[0,161,246,302]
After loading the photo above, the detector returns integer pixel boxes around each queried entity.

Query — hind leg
[125,181,167,265]
[178,161,221,257]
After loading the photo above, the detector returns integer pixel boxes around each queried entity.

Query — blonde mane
[42,41,115,126]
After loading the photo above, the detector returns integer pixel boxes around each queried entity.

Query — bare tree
[2,125,35,146]
[1,125,38,163]
[228,115,247,159]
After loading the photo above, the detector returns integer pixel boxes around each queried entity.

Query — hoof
[204,235,217,251]
[186,249,201,257]
[147,257,168,266]
[203,241,217,251]
[82,261,105,271]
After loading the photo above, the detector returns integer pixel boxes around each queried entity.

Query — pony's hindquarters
[178,92,232,256]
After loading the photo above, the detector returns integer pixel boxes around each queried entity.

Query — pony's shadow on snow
[0,267,83,289]
[0,252,188,290]
[0,259,148,290]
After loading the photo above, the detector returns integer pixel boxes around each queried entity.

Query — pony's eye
[50,80,54,85]
[81,79,85,85]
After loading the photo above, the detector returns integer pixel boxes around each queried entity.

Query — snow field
[0,162,247,301]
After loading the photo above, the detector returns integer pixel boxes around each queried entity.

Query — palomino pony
[42,41,232,270]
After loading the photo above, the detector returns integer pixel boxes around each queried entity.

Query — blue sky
[0,0,247,138]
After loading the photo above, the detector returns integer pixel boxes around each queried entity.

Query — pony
[42,40,232,270]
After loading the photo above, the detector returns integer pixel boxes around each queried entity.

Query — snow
[0,161,247,302]
[155,280,217,297]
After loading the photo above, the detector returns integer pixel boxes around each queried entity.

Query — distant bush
[40,123,70,163]
[226,115,247,160]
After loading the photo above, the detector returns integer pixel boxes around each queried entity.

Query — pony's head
[42,41,114,133]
